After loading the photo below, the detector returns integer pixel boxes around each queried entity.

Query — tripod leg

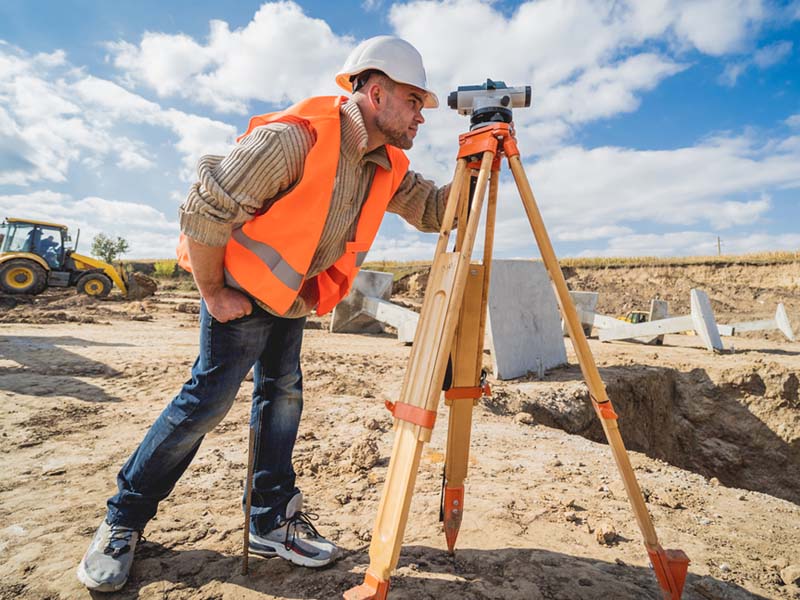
[507,155,689,600]
[441,263,485,552]
[345,152,496,600]
[440,167,498,553]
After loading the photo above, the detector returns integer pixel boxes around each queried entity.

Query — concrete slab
[362,296,419,343]
[690,289,724,352]
[776,303,796,342]
[599,315,695,341]
[727,303,796,342]
[599,290,725,352]
[330,270,393,334]
[486,260,567,380]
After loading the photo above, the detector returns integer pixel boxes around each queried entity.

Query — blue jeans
[106,300,305,534]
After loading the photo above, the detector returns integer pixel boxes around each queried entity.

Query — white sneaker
[77,520,141,592]
[249,492,339,568]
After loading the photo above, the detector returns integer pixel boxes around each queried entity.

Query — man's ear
[369,83,382,108]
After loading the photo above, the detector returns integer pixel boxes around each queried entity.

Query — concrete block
[650,299,669,321]
[487,260,567,380]
[330,270,393,334]
[563,291,598,336]
[637,298,669,344]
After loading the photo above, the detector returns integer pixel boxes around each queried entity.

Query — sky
[0,0,799,261]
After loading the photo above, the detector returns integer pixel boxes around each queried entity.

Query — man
[77,36,449,591]
[37,235,61,268]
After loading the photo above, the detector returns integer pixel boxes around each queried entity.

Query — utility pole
[717,236,721,256]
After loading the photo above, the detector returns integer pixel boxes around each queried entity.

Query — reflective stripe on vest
[230,228,304,291]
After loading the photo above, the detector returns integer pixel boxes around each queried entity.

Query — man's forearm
[388,170,451,233]
[186,237,226,301]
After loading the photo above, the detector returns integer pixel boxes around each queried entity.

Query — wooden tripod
[343,121,689,600]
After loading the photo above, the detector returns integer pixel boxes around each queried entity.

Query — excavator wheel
[76,272,112,298]
[0,259,47,295]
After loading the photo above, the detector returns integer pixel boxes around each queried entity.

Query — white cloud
[0,190,180,258]
[1,1,795,262]
[720,62,748,87]
[161,109,237,177]
[367,232,438,262]
[475,132,800,259]
[536,53,686,123]
[116,147,155,170]
[669,0,765,55]
[719,40,793,86]
[525,137,797,228]
[0,46,237,186]
[107,34,211,97]
[554,225,634,242]
[584,230,800,257]
[104,0,768,123]
[753,40,793,68]
[74,196,176,230]
[106,1,352,113]
[388,0,769,164]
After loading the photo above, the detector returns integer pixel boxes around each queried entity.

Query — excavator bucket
[648,547,690,599]
[124,271,158,299]
[125,270,140,299]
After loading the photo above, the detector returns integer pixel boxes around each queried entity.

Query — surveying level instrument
[340,80,689,600]
[447,78,531,129]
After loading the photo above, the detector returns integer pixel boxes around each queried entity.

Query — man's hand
[185,236,253,322]
[204,286,253,323]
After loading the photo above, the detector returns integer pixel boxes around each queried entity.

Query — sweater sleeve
[386,170,451,233]
[179,120,315,246]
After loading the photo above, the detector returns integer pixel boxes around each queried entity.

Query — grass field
[124,251,798,284]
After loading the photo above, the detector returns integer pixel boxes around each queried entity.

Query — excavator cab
[0,219,69,269]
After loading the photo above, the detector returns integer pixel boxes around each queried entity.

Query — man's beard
[375,112,414,150]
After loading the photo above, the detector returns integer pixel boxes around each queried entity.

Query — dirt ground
[1,261,799,600]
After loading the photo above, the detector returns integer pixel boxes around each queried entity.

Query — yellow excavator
[0,217,143,298]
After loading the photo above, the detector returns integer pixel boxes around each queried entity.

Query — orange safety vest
[177,96,409,316]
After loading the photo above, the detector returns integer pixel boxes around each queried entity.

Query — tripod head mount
[447,79,531,130]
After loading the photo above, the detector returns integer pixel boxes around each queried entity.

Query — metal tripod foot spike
[442,485,464,553]
[344,121,689,600]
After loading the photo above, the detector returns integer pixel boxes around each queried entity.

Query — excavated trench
[503,364,800,504]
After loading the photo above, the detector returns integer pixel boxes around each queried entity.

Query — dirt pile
[0,286,169,325]
[493,361,800,504]
[394,261,799,333]
[563,261,799,325]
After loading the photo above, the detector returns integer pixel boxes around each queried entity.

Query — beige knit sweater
[179,99,449,318]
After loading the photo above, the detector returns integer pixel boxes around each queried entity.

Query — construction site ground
[1,260,798,600]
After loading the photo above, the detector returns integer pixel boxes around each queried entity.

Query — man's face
[374,82,426,150]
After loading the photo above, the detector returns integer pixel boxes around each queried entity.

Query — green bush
[153,260,177,277]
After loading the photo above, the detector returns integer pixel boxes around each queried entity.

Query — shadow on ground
[73,543,768,600]
[0,335,130,402]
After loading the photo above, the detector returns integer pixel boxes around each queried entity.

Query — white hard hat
[336,36,439,108]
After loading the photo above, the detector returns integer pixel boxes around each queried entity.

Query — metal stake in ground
[242,423,256,575]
